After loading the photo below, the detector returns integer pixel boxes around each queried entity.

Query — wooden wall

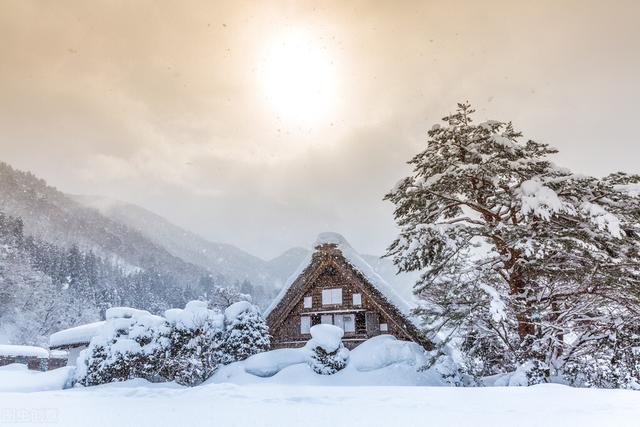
[270,261,414,349]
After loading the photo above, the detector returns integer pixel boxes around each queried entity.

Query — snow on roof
[49,321,106,349]
[264,232,416,321]
[0,344,49,359]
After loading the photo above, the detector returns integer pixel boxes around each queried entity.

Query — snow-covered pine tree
[305,325,349,375]
[160,301,225,386]
[385,103,640,384]
[222,301,270,364]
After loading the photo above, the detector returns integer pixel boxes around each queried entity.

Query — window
[352,293,362,306]
[380,323,388,332]
[321,314,333,325]
[322,288,342,305]
[300,316,311,334]
[343,314,356,333]
[334,314,344,330]
[303,296,312,308]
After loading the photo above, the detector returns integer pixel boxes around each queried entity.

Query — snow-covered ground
[2,331,639,426]
[1,376,639,427]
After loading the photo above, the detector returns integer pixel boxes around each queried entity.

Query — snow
[0,364,73,392]
[0,344,49,358]
[165,300,223,329]
[265,232,416,324]
[211,334,441,386]
[1,379,639,426]
[224,300,256,321]
[1,333,640,426]
[308,324,343,353]
[50,350,69,359]
[478,284,507,322]
[519,179,567,220]
[580,201,623,238]
[106,307,155,320]
[243,348,309,377]
[49,321,106,348]
[348,335,427,372]
[614,183,640,197]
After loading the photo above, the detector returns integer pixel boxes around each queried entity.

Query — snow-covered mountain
[72,194,287,288]
[0,160,417,296]
[0,162,206,285]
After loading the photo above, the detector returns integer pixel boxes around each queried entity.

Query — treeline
[0,211,270,346]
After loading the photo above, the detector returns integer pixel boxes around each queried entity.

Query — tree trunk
[508,271,535,340]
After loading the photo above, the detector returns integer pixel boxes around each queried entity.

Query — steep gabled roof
[265,232,415,319]
[265,233,430,349]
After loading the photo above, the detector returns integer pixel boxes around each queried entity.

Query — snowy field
[2,331,639,427]
[1,378,640,427]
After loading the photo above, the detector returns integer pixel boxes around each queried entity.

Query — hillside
[73,194,293,288]
[0,162,206,286]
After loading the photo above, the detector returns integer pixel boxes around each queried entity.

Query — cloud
[0,0,639,257]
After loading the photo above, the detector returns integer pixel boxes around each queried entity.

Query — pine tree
[308,344,349,375]
[385,103,640,383]
[222,302,271,364]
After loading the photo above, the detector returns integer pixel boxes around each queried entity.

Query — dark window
[355,312,367,334]
[365,312,380,336]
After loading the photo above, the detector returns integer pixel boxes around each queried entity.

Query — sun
[260,29,336,124]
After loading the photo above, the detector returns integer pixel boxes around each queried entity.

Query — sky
[1,0,639,259]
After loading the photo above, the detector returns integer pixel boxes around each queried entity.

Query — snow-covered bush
[75,300,271,387]
[306,325,349,375]
[75,307,167,386]
[222,301,270,364]
[160,301,225,386]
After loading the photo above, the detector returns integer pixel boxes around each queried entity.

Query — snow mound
[0,344,49,358]
[349,335,428,372]
[0,364,73,392]
[244,348,309,377]
[165,300,223,329]
[106,307,154,320]
[224,301,256,322]
[307,324,343,353]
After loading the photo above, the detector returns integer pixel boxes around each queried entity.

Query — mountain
[265,247,309,286]
[0,160,416,297]
[70,195,419,295]
[72,194,283,288]
[0,162,206,285]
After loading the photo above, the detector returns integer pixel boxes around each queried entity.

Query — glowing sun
[261,29,336,123]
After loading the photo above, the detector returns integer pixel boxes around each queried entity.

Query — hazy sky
[1,0,639,259]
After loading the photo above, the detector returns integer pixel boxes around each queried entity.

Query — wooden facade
[0,347,68,371]
[266,242,432,350]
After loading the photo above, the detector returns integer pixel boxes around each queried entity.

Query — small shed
[0,345,49,371]
[49,321,105,366]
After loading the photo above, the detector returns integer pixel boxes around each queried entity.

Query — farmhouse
[265,233,432,350]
